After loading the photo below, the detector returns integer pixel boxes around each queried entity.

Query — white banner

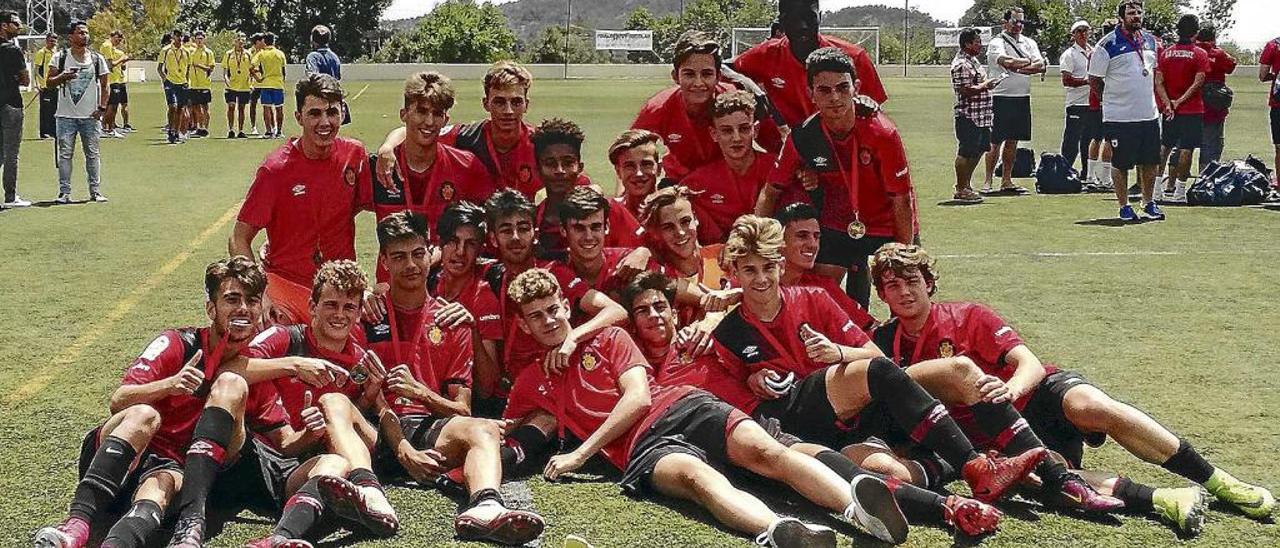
[934,27,993,48]
[595,30,653,51]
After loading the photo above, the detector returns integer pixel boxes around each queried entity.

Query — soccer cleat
[1143,201,1165,221]
[455,505,546,545]
[943,495,1002,537]
[54,193,71,204]
[962,448,1046,503]
[168,132,178,144]
[89,192,109,203]
[248,126,259,135]
[1119,205,1139,222]
[261,132,273,139]
[1152,487,1206,537]
[33,518,90,548]
[1049,473,1125,513]
[1205,470,1276,520]
[844,474,908,544]
[316,475,399,537]
[123,124,135,132]
[755,517,836,548]
[243,535,313,548]
[165,515,206,547]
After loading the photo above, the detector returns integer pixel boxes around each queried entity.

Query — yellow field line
[4,202,243,406]
[349,83,371,102]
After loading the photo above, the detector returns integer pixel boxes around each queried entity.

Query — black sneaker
[237,132,247,139]
[168,133,178,144]
[165,516,206,548]
[228,131,236,139]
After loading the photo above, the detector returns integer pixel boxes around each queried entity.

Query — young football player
[682,90,773,245]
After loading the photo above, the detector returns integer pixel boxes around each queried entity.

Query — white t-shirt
[52,49,108,119]
[1088,29,1158,123]
[987,32,1042,97]
[1058,43,1092,107]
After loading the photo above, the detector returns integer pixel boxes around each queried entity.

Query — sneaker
[1119,204,1139,222]
[943,495,1002,537]
[755,517,836,548]
[101,130,118,139]
[261,132,274,139]
[1049,473,1125,513]
[1205,470,1276,520]
[454,503,546,545]
[844,474,909,544]
[248,126,259,135]
[168,133,178,144]
[1168,181,1188,204]
[198,129,210,137]
[228,131,236,139]
[316,475,399,537]
[961,448,1046,503]
[1152,487,1207,537]
[54,193,71,204]
[33,518,90,548]
[3,195,32,207]
[165,516,206,548]
[237,132,247,139]
[89,192,108,203]
[998,183,1030,195]
[242,535,313,548]
[433,466,468,497]
[953,188,984,203]
[122,124,135,132]
[1143,201,1165,221]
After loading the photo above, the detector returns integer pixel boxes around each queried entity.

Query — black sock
[887,479,948,523]
[70,435,137,523]
[347,467,383,490]
[1113,477,1156,513]
[1161,439,1215,484]
[468,487,504,509]
[813,449,861,481]
[865,357,979,469]
[1036,459,1073,488]
[100,500,163,548]
[500,425,553,477]
[276,477,325,538]
[176,407,235,520]
[968,402,1047,456]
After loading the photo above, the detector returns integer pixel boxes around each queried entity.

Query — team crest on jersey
[440,181,456,201]
[742,345,760,359]
[372,324,391,337]
[771,77,787,88]
[938,339,955,358]
[343,167,357,187]
[859,148,872,166]
[581,352,600,371]
[666,133,683,144]
[710,193,725,204]
[292,183,307,196]
[428,325,444,345]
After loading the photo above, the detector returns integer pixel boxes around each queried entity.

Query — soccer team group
[33,1,1277,547]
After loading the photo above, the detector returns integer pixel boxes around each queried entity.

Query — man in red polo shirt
[632,31,735,181]
[504,268,913,546]
[1195,25,1236,171]
[230,74,370,325]
[1154,14,1209,203]
[755,47,917,308]
[729,0,887,153]
[868,243,1276,533]
[360,211,546,545]
[1257,34,1280,180]
[683,90,773,246]
[606,129,663,220]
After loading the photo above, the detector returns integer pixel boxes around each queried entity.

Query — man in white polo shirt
[1059,20,1093,178]
[984,6,1044,193]
[1089,0,1164,222]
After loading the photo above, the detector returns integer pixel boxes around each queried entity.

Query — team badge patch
[667,133,683,144]
[581,352,600,371]
[440,181,456,201]
[428,325,444,345]
[938,339,955,358]
[771,77,786,88]
[859,148,872,166]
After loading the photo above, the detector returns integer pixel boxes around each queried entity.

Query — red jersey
[708,287,871,412]
[487,261,592,381]
[683,154,771,245]
[534,199,645,259]
[428,265,503,341]
[245,325,367,433]
[556,247,657,296]
[631,84,734,180]
[641,342,715,390]
[366,143,495,230]
[1157,42,1210,115]
[502,327,695,470]
[441,121,592,199]
[786,271,877,332]
[1197,41,1238,122]
[1260,38,1280,109]
[123,328,288,461]
[358,298,473,416]
[770,121,859,233]
[612,194,644,221]
[236,137,370,287]
[849,113,918,238]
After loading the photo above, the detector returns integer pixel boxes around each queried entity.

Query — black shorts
[1083,108,1104,141]
[815,228,894,274]
[1021,370,1106,469]
[992,96,1032,142]
[188,89,212,106]
[955,116,992,159]
[107,83,127,105]
[373,415,452,479]
[472,395,508,419]
[225,90,251,104]
[1104,119,1162,171]
[250,88,261,102]
[77,427,181,514]
[1271,108,1280,145]
[1161,114,1204,150]
[224,438,311,509]
[620,390,748,495]
[751,368,859,449]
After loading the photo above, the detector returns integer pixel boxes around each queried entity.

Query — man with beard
[983,7,1044,193]
[632,31,735,181]
[682,91,774,245]
[35,258,292,548]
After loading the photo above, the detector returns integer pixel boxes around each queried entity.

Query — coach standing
[1259,33,1280,182]
[0,11,30,209]
[950,28,995,203]
[984,7,1043,193]
[1089,1,1163,222]
[1059,20,1093,178]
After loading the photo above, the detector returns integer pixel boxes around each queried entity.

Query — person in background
[0,10,30,209]
[1085,19,1118,189]
[305,25,341,79]
[252,32,287,139]
[247,33,265,135]
[48,20,110,204]
[158,28,189,144]
[33,32,57,139]
[1195,24,1236,171]
[100,30,131,138]
[1154,14,1208,204]
[186,30,215,139]
[950,27,996,203]
[1261,32,1280,183]
[1059,20,1093,178]
[983,7,1044,193]
[222,32,253,138]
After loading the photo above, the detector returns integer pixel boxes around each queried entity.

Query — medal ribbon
[740,298,807,373]
[891,304,938,366]
[819,121,863,231]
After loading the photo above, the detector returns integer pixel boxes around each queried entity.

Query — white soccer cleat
[844,474,909,544]
[755,517,836,548]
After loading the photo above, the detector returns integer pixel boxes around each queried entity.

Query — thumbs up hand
[800,323,842,364]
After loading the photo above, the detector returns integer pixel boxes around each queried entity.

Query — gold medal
[846,221,866,239]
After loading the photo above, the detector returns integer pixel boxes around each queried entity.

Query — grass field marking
[4,201,244,406]
[937,248,1280,259]
[350,83,371,102]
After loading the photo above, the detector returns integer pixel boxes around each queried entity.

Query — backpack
[1187,156,1277,206]
[995,147,1036,178]
[55,47,105,78]
[1034,153,1082,194]
[1202,80,1233,111]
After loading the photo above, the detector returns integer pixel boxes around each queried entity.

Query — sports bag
[995,147,1036,178]
[1202,80,1233,111]
[1187,156,1276,206]
[1034,153,1082,194]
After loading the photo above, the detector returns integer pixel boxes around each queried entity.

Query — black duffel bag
[1202,81,1233,111]
[995,147,1036,178]
[1034,153,1082,194]
[1187,156,1275,206]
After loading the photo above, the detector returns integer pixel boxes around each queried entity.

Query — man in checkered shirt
[951,28,999,203]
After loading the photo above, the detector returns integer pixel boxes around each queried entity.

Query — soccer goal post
[730,27,881,62]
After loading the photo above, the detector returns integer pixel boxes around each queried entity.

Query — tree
[88,0,178,60]
[1198,0,1236,34]
[622,0,774,63]
[373,0,516,63]
[523,24,611,64]
[213,0,393,61]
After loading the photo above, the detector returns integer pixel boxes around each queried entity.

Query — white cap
[1070,20,1091,32]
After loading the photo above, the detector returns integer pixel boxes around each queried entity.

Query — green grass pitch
[1,73,1277,546]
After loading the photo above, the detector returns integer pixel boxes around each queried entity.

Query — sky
[383,0,1275,50]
